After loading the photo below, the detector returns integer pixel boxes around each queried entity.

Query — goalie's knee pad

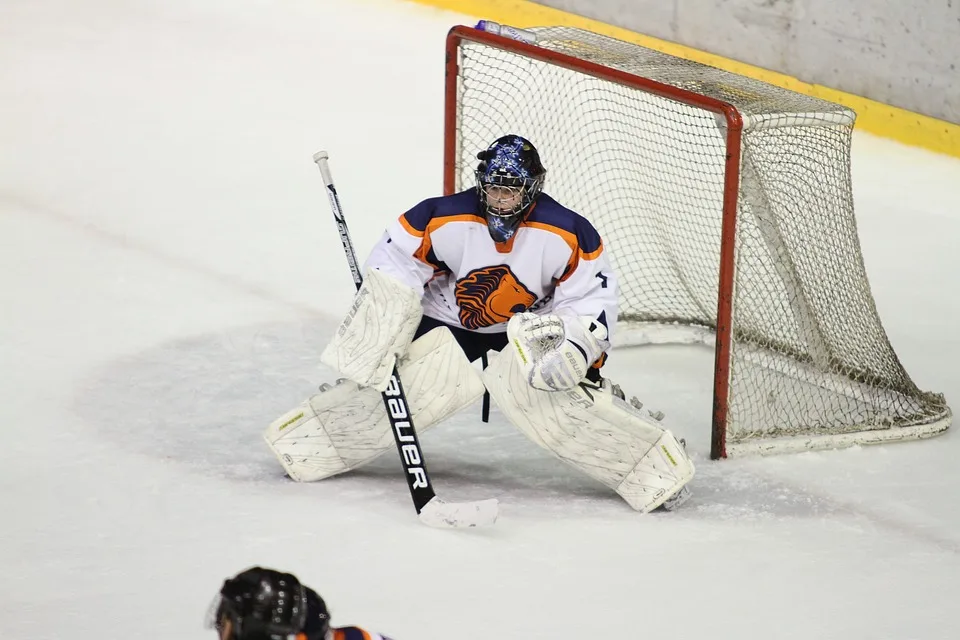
[264,327,485,482]
[482,351,694,512]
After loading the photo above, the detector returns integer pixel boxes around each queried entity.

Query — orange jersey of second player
[364,188,618,337]
[330,625,394,640]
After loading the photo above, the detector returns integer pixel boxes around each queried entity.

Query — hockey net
[444,25,951,458]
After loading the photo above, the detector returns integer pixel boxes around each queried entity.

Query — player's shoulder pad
[401,188,480,235]
[527,193,603,255]
[331,625,391,640]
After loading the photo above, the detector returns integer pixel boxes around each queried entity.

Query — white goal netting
[447,26,951,456]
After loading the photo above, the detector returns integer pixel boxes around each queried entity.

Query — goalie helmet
[475,135,546,243]
[207,567,329,640]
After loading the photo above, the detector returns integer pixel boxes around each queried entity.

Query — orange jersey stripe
[426,213,486,230]
[398,214,424,238]
[581,245,604,261]
[412,213,486,267]
[522,221,579,283]
[331,627,377,640]
[520,220,605,280]
[522,220,577,252]
[591,352,608,369]
[521,220,606,259]
[405,212,603,272]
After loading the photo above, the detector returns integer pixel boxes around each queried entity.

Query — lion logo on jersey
[455,265,537,329]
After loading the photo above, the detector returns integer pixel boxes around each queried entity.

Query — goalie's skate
[657,484,691,511]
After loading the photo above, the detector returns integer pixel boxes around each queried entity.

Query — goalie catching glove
[507,312,610,391]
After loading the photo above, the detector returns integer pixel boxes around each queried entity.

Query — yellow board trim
[402,0,960,158]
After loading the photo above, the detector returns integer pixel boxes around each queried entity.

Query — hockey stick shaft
[312,151,437,514]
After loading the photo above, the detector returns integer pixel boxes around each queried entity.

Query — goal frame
[443,25,745,459]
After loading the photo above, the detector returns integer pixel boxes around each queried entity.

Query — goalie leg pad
[481,350,694,512]
[265,327,485,482]
[616,429,694,512]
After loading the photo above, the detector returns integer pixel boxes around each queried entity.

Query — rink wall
[404,0,960,158]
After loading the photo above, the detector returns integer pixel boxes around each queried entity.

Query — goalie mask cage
[444,25,951,459]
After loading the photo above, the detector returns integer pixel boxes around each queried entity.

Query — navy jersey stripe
[425,246,450,274]
[526,194,603,254]
[401,189,479,232]
[402,189,601,255]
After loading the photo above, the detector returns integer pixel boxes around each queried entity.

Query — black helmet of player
[207,567,324,640]
[475,134,546,243]
[301,586,331,640]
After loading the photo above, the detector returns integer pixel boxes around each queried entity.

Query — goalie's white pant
[482,350,694,513]
[264,327,486,482]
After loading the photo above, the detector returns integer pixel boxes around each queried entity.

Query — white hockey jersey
[364,188,619,341]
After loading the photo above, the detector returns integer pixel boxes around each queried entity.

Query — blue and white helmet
[475,135,546,242]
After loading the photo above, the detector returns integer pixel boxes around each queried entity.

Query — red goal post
[443,25,951,459]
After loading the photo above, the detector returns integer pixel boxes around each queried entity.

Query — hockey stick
[312,151,499,529]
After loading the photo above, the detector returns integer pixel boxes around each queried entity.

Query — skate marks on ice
[71,320,333,482]
[65,315,614,508]
[726,452,960,555]
[67,318,514,493]
[60,315,811,516]
[68,320,960,546]
[420,413,955,544]
[66,316,644,511]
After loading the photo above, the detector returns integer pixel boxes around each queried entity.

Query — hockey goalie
[264,135,694,513]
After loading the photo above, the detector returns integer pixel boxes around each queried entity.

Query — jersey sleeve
[362,198,440,294]
[550,219,619,341]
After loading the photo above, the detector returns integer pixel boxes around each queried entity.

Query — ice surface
[2,1,959,638]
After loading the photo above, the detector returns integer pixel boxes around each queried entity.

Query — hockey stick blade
[418,497,500,529]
